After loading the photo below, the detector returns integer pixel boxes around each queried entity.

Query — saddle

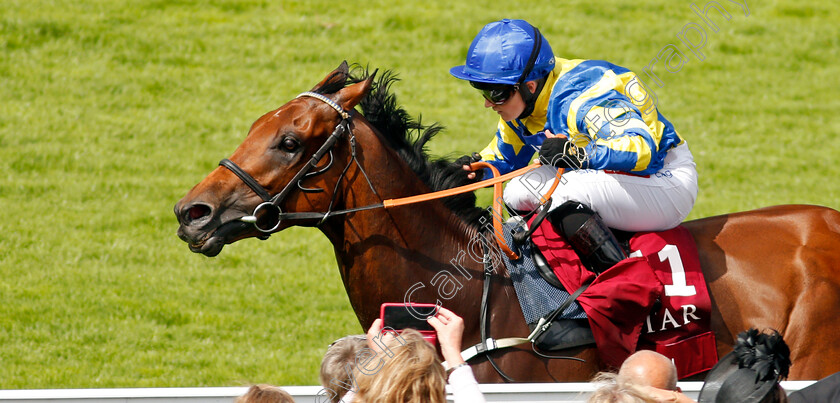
[519,214,718,377]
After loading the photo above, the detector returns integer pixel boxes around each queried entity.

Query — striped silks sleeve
[547,59,683,176]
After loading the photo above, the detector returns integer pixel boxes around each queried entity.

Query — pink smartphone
[380,302,439,346]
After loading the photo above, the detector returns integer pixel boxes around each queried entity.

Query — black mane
[315,64,488,227]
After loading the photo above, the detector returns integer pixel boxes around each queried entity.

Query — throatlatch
[546,201,628,275]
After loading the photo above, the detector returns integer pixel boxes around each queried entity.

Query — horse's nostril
[184,204,212,224]
[190,205,210,220]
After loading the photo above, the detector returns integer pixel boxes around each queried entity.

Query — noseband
[219,91,382,234]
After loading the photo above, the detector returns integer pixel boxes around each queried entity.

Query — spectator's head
[236,384,296,403]
[698,328,791,403]
[618,350,678,391]
[588,372,657,403]
[353,328,446,403]
[320,335,367,403]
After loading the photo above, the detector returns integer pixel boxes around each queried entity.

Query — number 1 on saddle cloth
[529,204,717,377]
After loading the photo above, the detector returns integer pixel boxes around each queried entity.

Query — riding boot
[547,201,628,275]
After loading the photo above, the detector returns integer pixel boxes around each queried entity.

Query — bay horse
[174,62,840,382]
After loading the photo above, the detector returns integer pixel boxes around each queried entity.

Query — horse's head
[174,62,374,256]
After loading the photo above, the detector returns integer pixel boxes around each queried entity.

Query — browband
[296,92,351,120]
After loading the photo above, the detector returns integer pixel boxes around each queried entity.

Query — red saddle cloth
[530,219,717,377]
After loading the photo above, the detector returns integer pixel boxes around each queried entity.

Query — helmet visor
[470,81,517,105]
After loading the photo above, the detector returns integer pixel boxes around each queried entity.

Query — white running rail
[0,381,815,403]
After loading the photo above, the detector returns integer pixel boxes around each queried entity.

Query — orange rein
[383,162,565,260]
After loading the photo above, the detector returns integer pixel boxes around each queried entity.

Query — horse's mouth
[183,220,255,257]
[188,237,224,257]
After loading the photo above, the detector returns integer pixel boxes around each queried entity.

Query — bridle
[219,90,563,260]
[219,91,383,234]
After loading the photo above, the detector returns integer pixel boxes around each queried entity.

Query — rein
[220,91,563,260]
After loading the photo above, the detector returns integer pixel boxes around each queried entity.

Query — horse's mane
[315,65,488,227]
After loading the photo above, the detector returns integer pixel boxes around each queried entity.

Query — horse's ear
[310,61,350,93]
[336,73,375,111]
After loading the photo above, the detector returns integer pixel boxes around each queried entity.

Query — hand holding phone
[426,306,466,366]
[379,303,439,346]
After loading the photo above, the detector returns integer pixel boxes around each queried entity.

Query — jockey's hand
[539,137,584,169]
[542,129,562,139]
[454,152,484,182]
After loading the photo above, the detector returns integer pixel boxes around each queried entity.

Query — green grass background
[1,0,838,389]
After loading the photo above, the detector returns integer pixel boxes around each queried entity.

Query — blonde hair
[588,372,657,403]
[320,335,368,403]
[236,384,296,403]
[353,329,446,403]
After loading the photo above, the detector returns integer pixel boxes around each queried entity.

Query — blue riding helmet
[450,19,555,85]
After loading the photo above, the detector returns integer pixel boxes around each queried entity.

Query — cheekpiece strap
[296,92,351,120]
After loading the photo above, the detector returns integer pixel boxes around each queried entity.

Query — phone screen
[382,304,436,331]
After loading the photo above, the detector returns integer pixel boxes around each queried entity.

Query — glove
[454,152,484,182]
[539,137,585,169]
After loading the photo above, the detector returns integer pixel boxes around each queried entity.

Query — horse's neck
[319,130,484,327]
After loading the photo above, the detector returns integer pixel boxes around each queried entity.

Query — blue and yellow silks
[479,58,684,176]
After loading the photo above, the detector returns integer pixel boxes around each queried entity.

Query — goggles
[470,81,517,105]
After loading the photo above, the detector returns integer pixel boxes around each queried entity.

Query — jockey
[450,19,698,275]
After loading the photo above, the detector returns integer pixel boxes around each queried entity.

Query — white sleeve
[339,390,355,403]
[448,366,486,403]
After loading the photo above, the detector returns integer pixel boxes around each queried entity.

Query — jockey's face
[483,80,537,122]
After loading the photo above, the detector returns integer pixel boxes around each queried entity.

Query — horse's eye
[279,137,299,152]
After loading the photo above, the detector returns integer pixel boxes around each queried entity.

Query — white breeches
[504,144,699,232]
